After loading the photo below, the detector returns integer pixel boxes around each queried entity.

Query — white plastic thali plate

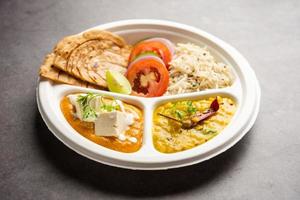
[37,19,261,170]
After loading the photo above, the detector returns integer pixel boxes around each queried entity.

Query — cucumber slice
[132,51,160,62]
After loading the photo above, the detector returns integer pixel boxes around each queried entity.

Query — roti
[39,30,131,88]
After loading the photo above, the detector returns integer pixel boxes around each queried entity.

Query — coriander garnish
[76,92,100,120]
[99,96,120,112]
[202,127,217,135]
[187,101,196,114]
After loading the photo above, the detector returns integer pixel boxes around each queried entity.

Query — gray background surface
[1,0,299,199]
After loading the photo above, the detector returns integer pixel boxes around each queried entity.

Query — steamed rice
[165,43,234,95]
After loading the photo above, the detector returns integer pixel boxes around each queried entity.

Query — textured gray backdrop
[1,0,299,199]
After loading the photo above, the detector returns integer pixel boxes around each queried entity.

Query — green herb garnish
[82,105,97,120]
[202,127,217,135]
[77,92,100,120]
[77,92,100,106]
[174,110,184,119]
[76,92,121,120]
[100,104,118,112]
[187,101,196,114]
[99,96,120,112]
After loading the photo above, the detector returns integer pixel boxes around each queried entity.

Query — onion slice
[145,37,176,56]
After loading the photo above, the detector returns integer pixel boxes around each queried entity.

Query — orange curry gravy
[60,96,143,153]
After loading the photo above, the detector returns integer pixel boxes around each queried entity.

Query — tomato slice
[129,40,173,69]
[126,56,169,97]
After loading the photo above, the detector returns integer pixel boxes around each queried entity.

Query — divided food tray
[37,19,260,170]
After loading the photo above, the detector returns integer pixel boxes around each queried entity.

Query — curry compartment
[152,95,237,153]
[60,93,144,153]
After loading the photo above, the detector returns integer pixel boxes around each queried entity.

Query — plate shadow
[34,108,252,198]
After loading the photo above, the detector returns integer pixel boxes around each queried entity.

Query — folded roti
[39,53,103,89]
[52,30,131,87]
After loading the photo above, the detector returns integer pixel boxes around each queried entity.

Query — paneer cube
[94,111,129,137]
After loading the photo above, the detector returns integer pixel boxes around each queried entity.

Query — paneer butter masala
[60,93,143,153]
